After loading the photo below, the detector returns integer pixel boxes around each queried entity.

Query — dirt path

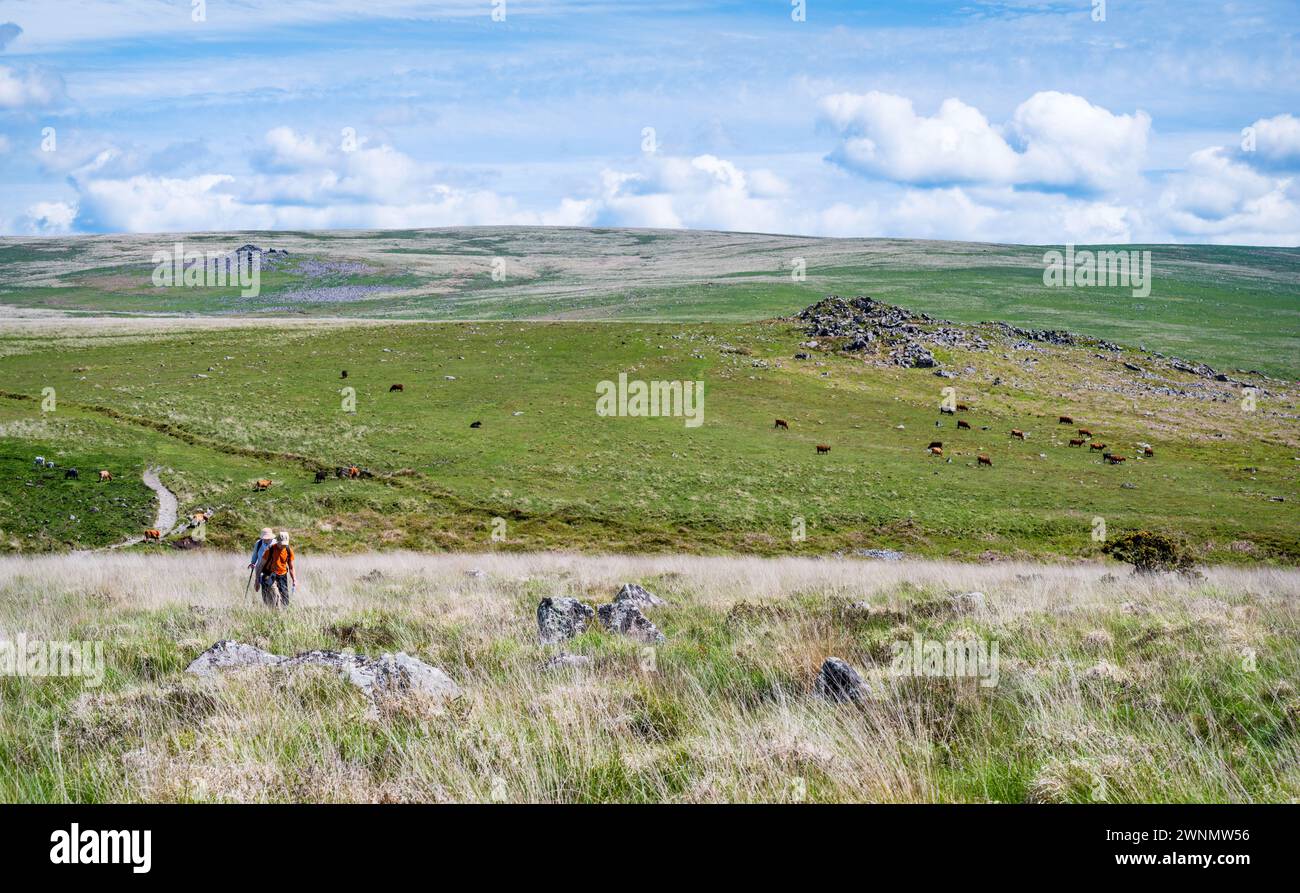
[95,466,179,551]
[143,466,178,533]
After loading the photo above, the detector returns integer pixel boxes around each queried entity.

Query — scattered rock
[597,600,665,644]
[540,653,593,671]
[537,596,595,645]
[814,657,868,703]
[614,582,665,607]
[950,591,987,614]
[185,640,460,705]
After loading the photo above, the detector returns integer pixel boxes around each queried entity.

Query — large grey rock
[184,640,281,677]
[597,600,665,644]
[185,641,459,704]
[814,657,868,703]
[614,583,665,607]
[537,597,595,645]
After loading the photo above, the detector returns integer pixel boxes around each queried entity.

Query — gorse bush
[1103,530,1196,575]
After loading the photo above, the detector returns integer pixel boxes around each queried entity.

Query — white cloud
[1158,146,1300,243]
[0,63,64,108]
[1241,113,1300,170]
[820,90,1149,194]
[20,200,77,235]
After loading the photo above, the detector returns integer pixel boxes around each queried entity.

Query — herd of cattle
[778,408,1155,467]
[33,456,114,480]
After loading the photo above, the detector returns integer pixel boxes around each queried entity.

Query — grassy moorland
[1,552,1296,803]
[0,313,1295,562]
[2,228,1297,378]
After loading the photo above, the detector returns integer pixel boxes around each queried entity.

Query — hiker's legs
[260,574,276,607]
[273,573,290,607]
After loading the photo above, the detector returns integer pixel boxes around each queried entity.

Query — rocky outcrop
[185,640,460,704]
[597,600,665,644]
[537,597,595,645]
[614,583,665,607]
[814,657,869,703]
[796,296,991,368]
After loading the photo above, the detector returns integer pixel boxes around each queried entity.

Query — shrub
[1103,530,1196,575]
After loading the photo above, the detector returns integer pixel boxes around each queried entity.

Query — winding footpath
[98,466,179,551]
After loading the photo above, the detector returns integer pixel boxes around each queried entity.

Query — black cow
[64,468,79,480]
[314,470,327,483]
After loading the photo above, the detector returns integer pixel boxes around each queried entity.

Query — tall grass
[1,552,1297,803]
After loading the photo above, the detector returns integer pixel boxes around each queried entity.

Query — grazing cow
[928,446,943,457]
[1069,438,1086,447]
[978,454,993,467]
[254,479,271,491]
[1089,442,1106,452]
[348,465,360,479]
[774,418,789,430]
[1058,416,1073,425]
[928,441,942,450]
[315,470,327,483]
[470,420,482,429]
[64,468,78,480]
[1011,429,1026,440]
[34,456,44,467]
[956,403,970,412]
[816,444,831,454]
[192,511,211,524]
[957,420,971,430]
[335,466,348,479]
[1143,446,1154,458]
[144,529,161,542]
[389,383,404,392]
[939,406,955,415]
[1106,454,1126,465]
[99,470,112,482]
[1078,428,1092,437]
[44,459,55,469]
[341,370,348,379]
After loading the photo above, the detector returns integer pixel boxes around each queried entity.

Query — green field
[1,313,1295,561]
[2,229,1297,378]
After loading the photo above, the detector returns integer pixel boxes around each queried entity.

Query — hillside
[1,294,1296,562]
[2,228,1298,379]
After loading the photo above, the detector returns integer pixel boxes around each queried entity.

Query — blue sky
[0,0,1297,243]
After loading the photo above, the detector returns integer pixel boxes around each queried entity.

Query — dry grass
[2,552,1298,803]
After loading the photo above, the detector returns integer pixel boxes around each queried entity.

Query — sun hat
[277,531,290,544]
[260,527,274,541]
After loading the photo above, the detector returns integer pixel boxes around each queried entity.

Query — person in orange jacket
[257,530,296,608]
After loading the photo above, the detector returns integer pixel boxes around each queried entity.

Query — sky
[0,0,1297,244]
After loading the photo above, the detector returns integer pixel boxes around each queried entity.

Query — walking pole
[244,566,255,602]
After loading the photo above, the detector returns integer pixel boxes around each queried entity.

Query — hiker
[257,530,296,608]
[248,527,274,592]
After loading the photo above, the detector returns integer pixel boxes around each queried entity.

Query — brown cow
[98,470,112,482]
[1143,446,1154,458]
[254,479,271,491]
[977,454,992,467]
[389,383,404,392]
[928,446,943,457]
[957,420,971,430]
[1058,415,1073,424]
[1078,428,1092,437]
[144,529,161,542]
[956,403,970,412]
[1010,429,1026,440]
[1089,442,1106,452]
[928,441,943,450]
[1106,454,1126,464]
[816,444,831,454]
[774,419,789,430]
[1069,438,1086,447]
